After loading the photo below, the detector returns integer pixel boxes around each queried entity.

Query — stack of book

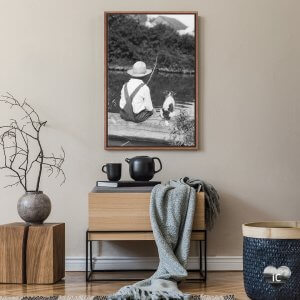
[96,180,161,188]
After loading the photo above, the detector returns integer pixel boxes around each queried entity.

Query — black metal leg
[204,230,207,282]
[90,240,93,273]
[85,229,208,282]
[199,240,203,278]
[86,231,88,281]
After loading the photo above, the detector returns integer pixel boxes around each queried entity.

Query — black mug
[102,163,122,181]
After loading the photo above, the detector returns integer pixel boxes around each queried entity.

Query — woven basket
[243,221,300,300]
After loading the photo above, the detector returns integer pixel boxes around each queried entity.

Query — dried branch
[37,147,66,186]
[0,93,43,131]
[0,93,66,191]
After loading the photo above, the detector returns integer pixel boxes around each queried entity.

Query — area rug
[0,296,235,300]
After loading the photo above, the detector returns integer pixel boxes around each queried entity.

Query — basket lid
[243,221,300,239]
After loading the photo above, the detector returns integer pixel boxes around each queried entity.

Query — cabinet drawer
[88,192,205,231]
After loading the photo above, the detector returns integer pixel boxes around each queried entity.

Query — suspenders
[122,82,145,122]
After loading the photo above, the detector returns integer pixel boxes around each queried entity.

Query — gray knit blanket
[109,178,220,300]
[178,177,220,230]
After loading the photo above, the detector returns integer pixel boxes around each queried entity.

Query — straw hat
[127,61,152,77]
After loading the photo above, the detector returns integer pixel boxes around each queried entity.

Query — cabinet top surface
[0,223,65,228]
[91,186,154,193]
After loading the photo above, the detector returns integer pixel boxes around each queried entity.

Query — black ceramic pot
[125,156,162,181]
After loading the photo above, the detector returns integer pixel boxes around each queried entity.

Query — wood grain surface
[26,223,65,284]
[89,192,205,231]
[88,231,205,241]
[0,223,28,283]
[0,271,248,299]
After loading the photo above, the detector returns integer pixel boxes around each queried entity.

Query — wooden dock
[108,112,174,144]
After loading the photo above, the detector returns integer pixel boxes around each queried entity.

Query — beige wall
[0,0,300,259]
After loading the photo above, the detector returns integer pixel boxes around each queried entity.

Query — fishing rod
[146,54,158,85]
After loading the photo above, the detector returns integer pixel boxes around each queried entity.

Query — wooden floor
[0,272,248,299]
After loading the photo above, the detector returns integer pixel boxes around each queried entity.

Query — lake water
[108,71,195,114]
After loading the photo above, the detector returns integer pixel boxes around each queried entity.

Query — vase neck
[26,191,43,194]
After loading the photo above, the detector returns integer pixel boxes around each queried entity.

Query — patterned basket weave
[243,222,300,300]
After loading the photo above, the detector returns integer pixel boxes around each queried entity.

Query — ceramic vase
[17,191,51,224]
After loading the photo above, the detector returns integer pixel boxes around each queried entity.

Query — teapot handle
[125,158,131,164]
[153,157,162,174]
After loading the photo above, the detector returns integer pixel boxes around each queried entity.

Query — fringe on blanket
[179,177,220,230]
[108,285,189,299]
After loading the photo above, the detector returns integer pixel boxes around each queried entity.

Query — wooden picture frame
[104,11,199,150]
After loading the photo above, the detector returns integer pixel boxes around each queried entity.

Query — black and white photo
[104,12,198,149]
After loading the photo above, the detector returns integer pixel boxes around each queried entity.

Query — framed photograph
[104,11,198,150]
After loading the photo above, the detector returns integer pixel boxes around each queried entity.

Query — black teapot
[125,156,162,181]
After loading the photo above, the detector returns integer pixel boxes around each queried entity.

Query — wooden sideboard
[87,191,206,281]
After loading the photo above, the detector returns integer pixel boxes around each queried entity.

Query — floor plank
[0,271,248,300]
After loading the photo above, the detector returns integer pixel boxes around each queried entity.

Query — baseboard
[66,256,243,272]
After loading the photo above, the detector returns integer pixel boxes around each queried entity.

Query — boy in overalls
[119,61,154,123]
